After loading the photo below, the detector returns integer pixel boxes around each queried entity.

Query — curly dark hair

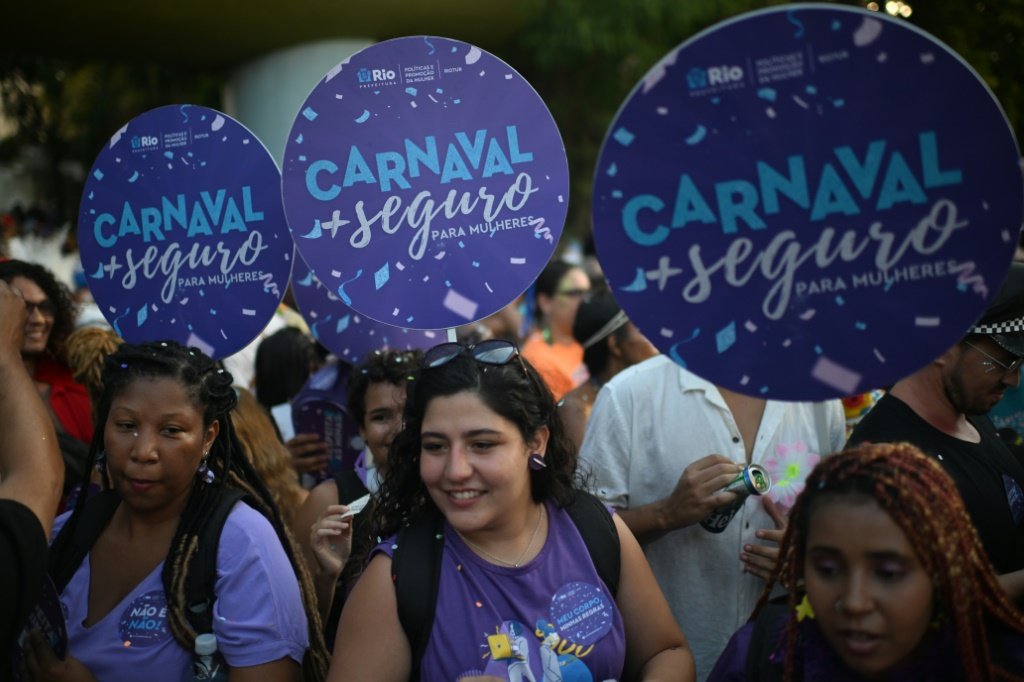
[47,341,329,680]
[0,259,76,362]
[370,344,583,542]
[346,348,422,427]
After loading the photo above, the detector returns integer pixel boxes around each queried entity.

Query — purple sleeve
[706,623,755,682]
[212,503,309,668]
[369,534,398,561]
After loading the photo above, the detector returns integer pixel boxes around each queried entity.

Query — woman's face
[544,268,590,336]
[419,391,547,538]
[11,275,54,356]
[104,377,218,517]
[804,497,934,679]
[360,381,407,468]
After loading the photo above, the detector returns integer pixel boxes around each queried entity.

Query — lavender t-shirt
[52,502,308,682]
[375,499,626,681]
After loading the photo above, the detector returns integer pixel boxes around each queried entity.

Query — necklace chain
[457,505,546,568]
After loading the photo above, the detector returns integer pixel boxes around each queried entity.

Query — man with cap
[848,262,1024,597]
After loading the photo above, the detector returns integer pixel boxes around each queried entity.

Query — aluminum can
[700,463,772,533]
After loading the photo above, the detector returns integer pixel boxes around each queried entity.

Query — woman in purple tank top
[327,340,695,681]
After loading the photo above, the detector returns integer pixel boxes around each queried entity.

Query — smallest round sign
[78,105,293,360]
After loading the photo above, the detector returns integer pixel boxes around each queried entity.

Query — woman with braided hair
[23,341,329,682]
[708,442,1024,681]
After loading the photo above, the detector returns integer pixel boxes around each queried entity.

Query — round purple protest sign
[593,5,1022,400]
[282,36,568,330]
[291,255,443,362]
[78,105,293,360]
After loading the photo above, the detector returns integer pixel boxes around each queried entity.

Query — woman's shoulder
[218,499,287,560]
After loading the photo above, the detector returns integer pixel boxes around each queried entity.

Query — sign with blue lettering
[281,36,569,330]
[291,255,443,362]
[78,105,293,359]
[593,5,1022,400]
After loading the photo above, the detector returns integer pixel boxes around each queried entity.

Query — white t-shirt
[579,355,845,680]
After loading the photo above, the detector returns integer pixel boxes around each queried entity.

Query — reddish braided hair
[751,442,1024,681]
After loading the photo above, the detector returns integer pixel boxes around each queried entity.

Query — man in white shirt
[579,355,845,679]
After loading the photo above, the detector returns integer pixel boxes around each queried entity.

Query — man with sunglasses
[849,262,1024,602]
[0,259,92,445]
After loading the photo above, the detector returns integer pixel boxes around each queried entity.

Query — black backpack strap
[565,491,620,596]
[50,489,122,594]
[391,494,619,679]
[746,595,790,682]
[334,469,370,506]
[184,487,248,634]
[391,508,445,682]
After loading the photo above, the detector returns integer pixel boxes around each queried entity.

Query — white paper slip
[340,494,371,519]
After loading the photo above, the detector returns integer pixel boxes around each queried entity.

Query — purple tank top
[375,499,626,681]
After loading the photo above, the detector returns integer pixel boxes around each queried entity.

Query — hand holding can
[700,464,773,533]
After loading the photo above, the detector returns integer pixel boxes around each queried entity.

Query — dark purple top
[374,499,626,680]
[708,615,1024,681]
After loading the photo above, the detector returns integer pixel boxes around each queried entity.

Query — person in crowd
[26,341,329,682]
[328,340,695,681]
[708,442,1024,680]
[0,280,64,665]
[560,293,659,449]
[54,325,124,509]
[848,263,1024,600]
[0,259,92,445]
[579,354,845,680]
[65,326,122,409]
[231,387,309,533]
[521,259,591,400]
[294,348,420,644]
[255,327,323,414]
[221,296,312,394]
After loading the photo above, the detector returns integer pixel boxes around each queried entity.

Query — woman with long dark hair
[328,340,693,681]
[28,341,329,682]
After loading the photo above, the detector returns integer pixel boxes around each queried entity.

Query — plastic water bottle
[189,633,228,681]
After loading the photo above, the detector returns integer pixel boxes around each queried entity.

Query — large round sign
[282,36,569,330]
[78,105,292,359]
[593,5,1022,400]
[291,255,443,363]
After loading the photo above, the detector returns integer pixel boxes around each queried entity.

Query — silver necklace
[457,505,546,568]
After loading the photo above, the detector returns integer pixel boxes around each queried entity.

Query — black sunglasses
[422,339,553,413]
[423,339,524,369]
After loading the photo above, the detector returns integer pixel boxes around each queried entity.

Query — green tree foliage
[1,1,1020,236]
[0,55,220,219]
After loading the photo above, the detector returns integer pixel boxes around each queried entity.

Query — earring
[528,453,547,471]
[795,594,815,622]
[197,452,215,484]
[94,450,107,475]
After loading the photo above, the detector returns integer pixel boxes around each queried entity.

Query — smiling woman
[707,442,1024,681]
[327,340,695,682]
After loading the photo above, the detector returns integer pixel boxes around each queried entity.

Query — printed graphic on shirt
[550,581,614,644]
[118,591,170,647]
[762,440,821,512]
[1004,474,1024,526]
[460,582,617,682]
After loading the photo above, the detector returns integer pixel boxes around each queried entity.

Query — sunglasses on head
[422,339,553,412]
[423,339,523,369]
